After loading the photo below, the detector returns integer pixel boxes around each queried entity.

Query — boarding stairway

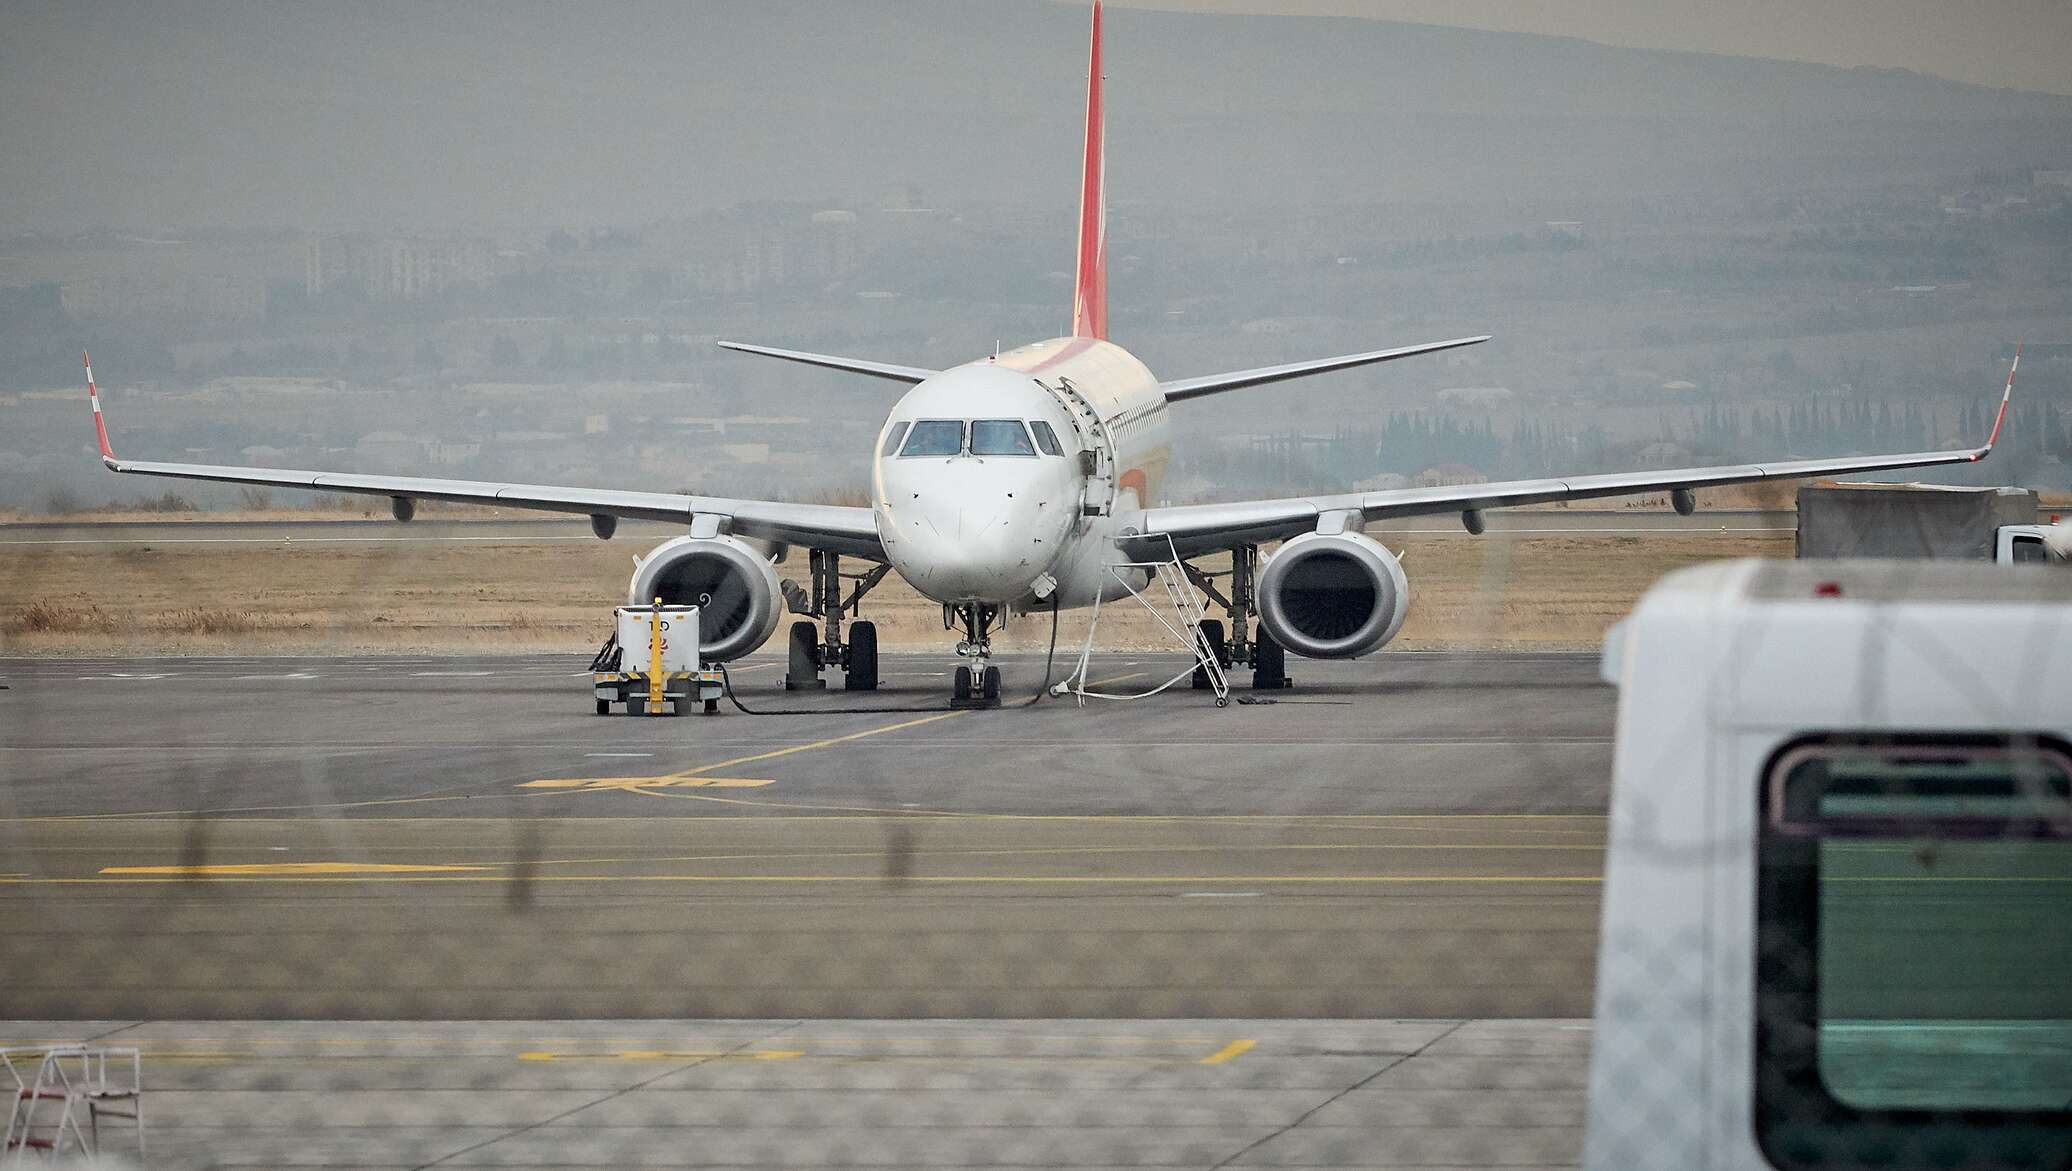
[3,1046,142,1164]
[1055,534,1229,706]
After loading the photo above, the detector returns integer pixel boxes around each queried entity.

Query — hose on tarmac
[716,596,1062,716]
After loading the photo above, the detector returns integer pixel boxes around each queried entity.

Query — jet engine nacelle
[626,534,784,662]
[1256,531,1410,659]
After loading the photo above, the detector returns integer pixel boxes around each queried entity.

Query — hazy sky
[4,0,2068,232]
[1115,0,2072,96]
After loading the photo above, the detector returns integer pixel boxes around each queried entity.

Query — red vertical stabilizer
[1071,0,1107,340]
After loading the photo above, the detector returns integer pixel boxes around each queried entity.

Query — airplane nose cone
[881,460,1072,602]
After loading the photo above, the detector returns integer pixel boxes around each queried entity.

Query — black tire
[595,698,611,716]
[953,665,973,702]
[670,698,688,716]
[785,621,822,690]
[845,621,880,691]
[703,699,719,714]
[1252,628,1289,690]
[982,665,1002,701]
[1193,619,1229,689]
[628,698,647,716]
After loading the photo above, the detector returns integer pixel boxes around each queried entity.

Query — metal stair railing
[1054,532,1229,706]
[3,1047,90,1164]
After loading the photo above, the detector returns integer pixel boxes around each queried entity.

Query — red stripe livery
[1071,0,1107,340]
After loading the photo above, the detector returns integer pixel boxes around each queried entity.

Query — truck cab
[1998,522,2067,565]
[1588,559,2072,1170]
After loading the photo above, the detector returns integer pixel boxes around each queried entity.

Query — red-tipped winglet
[1973,339,2020,461]
[85,350,117,465]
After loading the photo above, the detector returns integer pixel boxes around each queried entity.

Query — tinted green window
[1755,735,2072,1168]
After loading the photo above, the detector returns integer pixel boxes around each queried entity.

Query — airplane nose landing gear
[948,602,1004,709]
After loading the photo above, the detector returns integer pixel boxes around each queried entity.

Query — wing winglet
[1975,339,2020,460]
[84,350,116,466]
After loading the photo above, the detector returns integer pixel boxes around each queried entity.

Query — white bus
[1588,558,2072,1170]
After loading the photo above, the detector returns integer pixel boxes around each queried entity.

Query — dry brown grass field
[1,532,1789,657]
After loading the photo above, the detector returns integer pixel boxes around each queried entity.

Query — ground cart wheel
[595,698,611,716]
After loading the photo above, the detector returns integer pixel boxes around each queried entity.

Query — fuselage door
[1046,376,1115,518]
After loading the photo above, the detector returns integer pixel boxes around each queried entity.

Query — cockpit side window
[1029,420,1065,457]
[880,421,910,457]
[970,419,1037,457]
[900,419,964,457]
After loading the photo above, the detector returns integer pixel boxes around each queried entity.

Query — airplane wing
[716,341,938,385]
[1130,350,2020,560]
[82,355,886,560]
[1159,335,1491,402]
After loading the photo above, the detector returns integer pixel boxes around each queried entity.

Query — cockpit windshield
[970,420,1037,457]
[895,419,1058,458]
[899,420,965,457]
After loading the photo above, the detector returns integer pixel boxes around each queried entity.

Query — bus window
[1755,734,2072,1167]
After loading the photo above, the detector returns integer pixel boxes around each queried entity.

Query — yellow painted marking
[518,1049,801,1062]
[97,862,492,876]
[7,812,1607,824]
[25,873,1603,886]
[1199,1039,1256,1065]
[525,711,964,792]
[519,777,772,790]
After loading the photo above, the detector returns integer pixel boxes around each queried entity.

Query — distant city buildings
[305,234,493,300]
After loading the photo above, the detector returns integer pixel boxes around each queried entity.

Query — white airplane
[85,1,2015,705]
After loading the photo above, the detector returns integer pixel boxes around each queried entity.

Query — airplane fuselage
[872,336,1168,611]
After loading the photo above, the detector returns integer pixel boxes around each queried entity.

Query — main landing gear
[783,549,889,693]
[1184,544,1291,692]
[948,601,1004,709]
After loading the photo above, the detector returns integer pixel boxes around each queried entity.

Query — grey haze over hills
[4,0,2070,232]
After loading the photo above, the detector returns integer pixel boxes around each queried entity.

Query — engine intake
[1256,531,1409,659]
[627,535,783,661]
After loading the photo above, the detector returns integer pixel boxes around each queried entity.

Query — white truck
[1797,482,2066,565]
[1588,559,2072,1170]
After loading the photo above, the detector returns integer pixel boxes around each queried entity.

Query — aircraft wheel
[1252,629,1289,690]
[845,621,880,691]
[953,665,974,703]
[1193,619,1229,689]
[982,665,1002,702]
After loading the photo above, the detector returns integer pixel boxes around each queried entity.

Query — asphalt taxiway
[1,651,1610,1020]
[1,651,1610,1167]
[0,1018,1593,1168]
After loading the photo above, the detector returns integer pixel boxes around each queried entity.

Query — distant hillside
[4,0,2070,229]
